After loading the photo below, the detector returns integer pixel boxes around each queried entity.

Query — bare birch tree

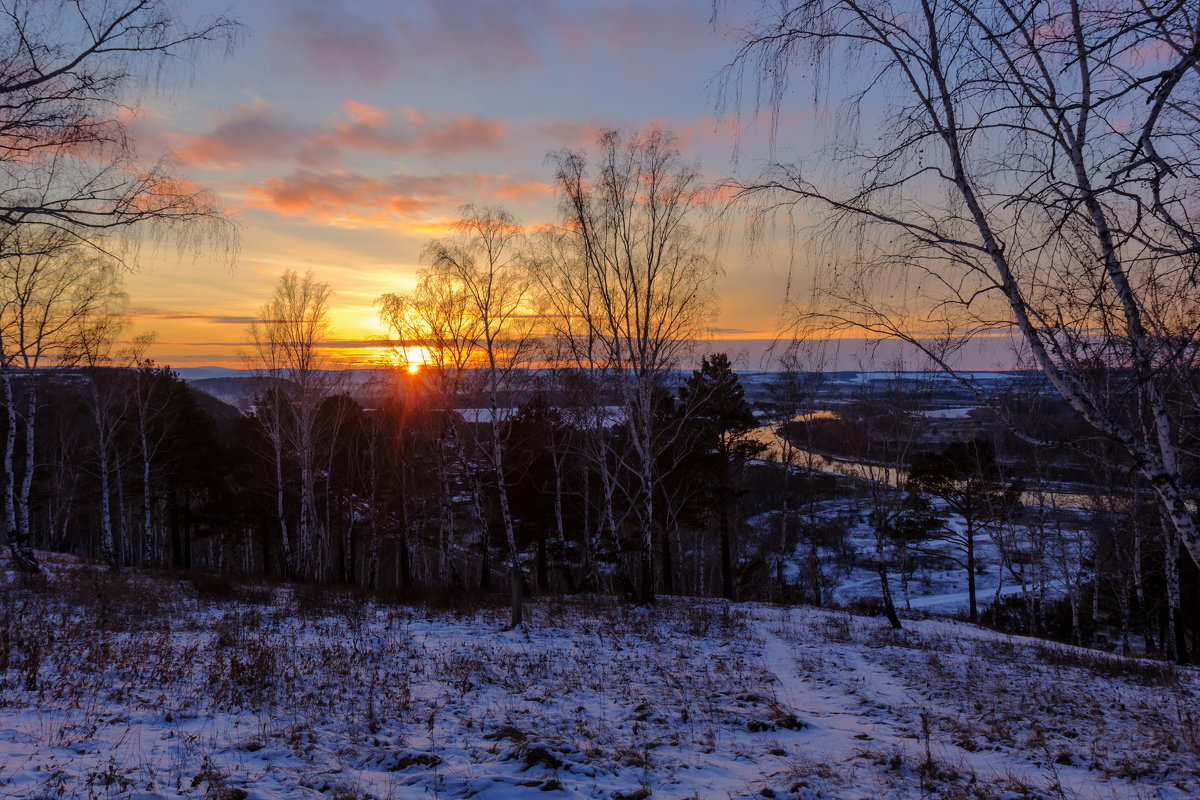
[422,205,538,628]
[74,302,129,567]
[379,264,481,588]
[721,1,1200,624]
[126,335,179,567]
[540,127,719,603]
[247,270,336,581]
[0,230,122,571]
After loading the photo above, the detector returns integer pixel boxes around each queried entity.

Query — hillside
[0,561,1194,799]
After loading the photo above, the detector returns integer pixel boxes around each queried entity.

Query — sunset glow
[109,2,1021,374]
[400,345,429,374]
[118,0,793,371]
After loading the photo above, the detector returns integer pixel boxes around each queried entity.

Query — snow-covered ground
[824,515,1040,616]
[748,493,1082,620]
[1,563,1195,799]
[919,407,978,420]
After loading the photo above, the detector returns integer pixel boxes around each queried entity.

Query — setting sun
[399,344,429,374]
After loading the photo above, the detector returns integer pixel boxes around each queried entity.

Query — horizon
[150,334,1027,374]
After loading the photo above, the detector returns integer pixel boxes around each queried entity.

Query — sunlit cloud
[245,170,441,219]
[173,101,510,169]
[169,99,757,179]
[244,169,552,225]
[318,102,507,157]
[492,181,555,200]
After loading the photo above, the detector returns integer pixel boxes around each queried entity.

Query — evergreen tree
[679,354,766,599]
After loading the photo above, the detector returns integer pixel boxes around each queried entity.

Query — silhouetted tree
[906,439,1020,623]
[679,354,765,599]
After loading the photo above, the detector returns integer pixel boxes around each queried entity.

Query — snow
[786,512,1078,618]
[900,581,1032,612]
[0,564,1195,799]
[457,406,626,427]
[920,407,979,419]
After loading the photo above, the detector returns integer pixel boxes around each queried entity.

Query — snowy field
[825,514,1061,617]
[0,563,1196,799]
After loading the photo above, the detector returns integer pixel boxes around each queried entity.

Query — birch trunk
[2,371,37,573]
[272,420,292,577]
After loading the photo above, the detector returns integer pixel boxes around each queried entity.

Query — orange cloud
[344,100,388,127]
[319,101,507,157]
[493,180,555,200]
[244,169,546,224]
[245,171,428,219]
[171,101,310,167]
[173,100,509,168]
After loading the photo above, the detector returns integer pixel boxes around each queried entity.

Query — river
[750,424,1095,512]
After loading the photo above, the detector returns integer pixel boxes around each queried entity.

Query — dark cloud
[129,310,260,325]
[273,0,404,82]
[268,0,714,83]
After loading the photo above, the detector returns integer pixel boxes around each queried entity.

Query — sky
[121,0,812,370]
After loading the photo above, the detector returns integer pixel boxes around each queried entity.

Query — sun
[398,345,430,374]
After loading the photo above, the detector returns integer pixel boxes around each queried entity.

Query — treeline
[2,355,771,601]
[4,352,1197,661]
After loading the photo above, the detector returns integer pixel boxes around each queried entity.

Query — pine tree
[679,354,766,599]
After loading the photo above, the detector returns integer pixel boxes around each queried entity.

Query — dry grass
[1,567,1193,799]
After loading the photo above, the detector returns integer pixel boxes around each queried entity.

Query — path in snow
[751,605,1197,800]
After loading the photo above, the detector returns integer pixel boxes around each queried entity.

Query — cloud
[391,0,548,74]
[535,120,614,149]
[273,0,404,82]
[173,101,508,168]
[147,339,394,350]
[129,310,259,325]
[170,99,755,176]
[246,170,433,220]
[170,101,310,167]
[553,1,713,63]
[533,115,774,157]
[318,102,507,157]
[492,180,555,200]
[312,339,389,349]
[269,0,716,83]
[244,169,550,224]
